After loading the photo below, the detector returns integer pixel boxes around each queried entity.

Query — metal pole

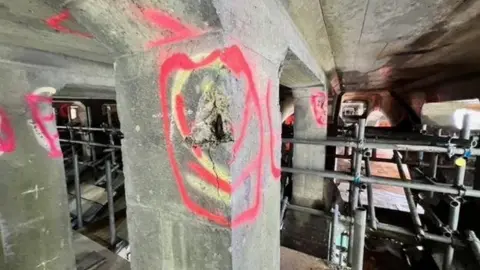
[444,113,472,270]
[105,160,116,247]
[330,203,339,263]
[57,126,120,132]
[281,167,480,198]
[86,106,97,162]
[106,106,116,164]
[352,208,367,270]
[394,150,424,237]
[428,129,442,198]
[333,154,475,170]
[349,120,364,266]
[352,119,366,213]
[286,203,463,246]
[67,107,77,158]
[73,154,83,228]
[365,158,377,230]
[282,138,480,156]
[467,230,480,266]
[59,138,121,149]
[418,124,427,166]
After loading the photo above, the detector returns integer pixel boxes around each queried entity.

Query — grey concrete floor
[74,230,331,269]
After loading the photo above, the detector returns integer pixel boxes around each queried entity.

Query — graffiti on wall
[45,9,93,38]
[141,8,203,48]
[310,90,327,128]
[0,107,15,155]
[25,88,62,158]
[146,8,280,227]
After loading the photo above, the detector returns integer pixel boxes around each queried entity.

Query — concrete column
[0,66,75,269]
[114,33,281,269]
[291,87,330,208]
[281,87,332,258]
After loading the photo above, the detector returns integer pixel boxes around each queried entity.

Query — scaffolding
[282,114,478,270]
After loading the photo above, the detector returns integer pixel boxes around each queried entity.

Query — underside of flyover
[2,0,480,270]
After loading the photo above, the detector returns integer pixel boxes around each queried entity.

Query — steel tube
[282,138,480,156]
[105,160,116,247]
[86,106,97,162]
[330,203,339,263]
[444,114,472,270]
[59,138,121,149]
[467,230,480,266]
[365,158,377,230]
[334,154,475,170]
[57,126,120,133]
[286,204,464,246]
[352,119,365,213]
[352,208,367,270]
[73,154,83,228]
[394,151,425,237]
[282,167,480,198]
[106,106,117,164]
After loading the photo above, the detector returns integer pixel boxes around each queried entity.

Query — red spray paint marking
[59,104,71,119]
[310,90,328,128]
[25,94,62,158]
[141,8,203,49]
[0,108,16,153]
[159,45,265,227]
[188,162,232,194]
[45,9,93,38]
[174,94,203,158]
[285,115,295,126]
[266,81,281,180]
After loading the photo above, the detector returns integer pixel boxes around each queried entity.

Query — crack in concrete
[206,146,221,197]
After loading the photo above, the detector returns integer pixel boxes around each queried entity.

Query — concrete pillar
[291,87,330,208]
[0,66,75,269]
[281,87,332,258]
[113,33,281,270]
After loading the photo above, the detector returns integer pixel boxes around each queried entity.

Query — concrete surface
[75,229,331,270]
[0,65,75,269]
[0,44,116,270]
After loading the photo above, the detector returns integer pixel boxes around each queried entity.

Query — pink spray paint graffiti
[0,107,16,154]
[140,8,203,49]
[25,94,62,158]
[142,8,281,227]
[310,90,328,128]
[45,9,93,38]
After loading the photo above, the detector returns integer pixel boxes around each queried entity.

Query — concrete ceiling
[284,0,480,93]
[2,0,480,94]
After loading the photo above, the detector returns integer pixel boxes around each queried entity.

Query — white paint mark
[36,255,59,270]
[18,216,44,228]
[21,185,45,200]
[0,213,15,261]
[60,239,65,248]
[33,87,56,96]
[135,125,140,132]
[27,119,49,152]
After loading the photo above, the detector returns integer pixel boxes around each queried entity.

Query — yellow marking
[185,173,230,204]
[169,54,231,182]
